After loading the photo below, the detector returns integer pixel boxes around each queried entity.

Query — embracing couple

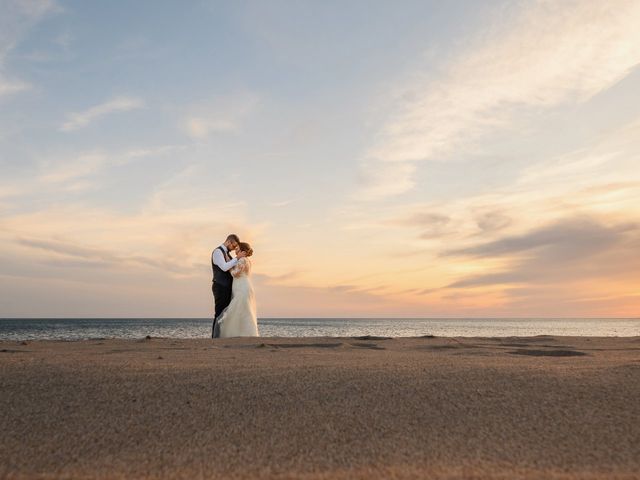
[211,234,259,338]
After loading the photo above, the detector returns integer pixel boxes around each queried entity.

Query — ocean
[0,317,638,341]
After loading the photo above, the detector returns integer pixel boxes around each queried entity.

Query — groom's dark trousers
[211,245,234,338]
[212,282,232,338]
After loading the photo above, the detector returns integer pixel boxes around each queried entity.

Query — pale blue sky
[2,1,497,211]
[1,0,640,317]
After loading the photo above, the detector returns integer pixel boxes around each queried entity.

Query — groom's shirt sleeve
[212,249,238,272]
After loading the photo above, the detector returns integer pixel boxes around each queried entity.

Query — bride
[217,242,259,337]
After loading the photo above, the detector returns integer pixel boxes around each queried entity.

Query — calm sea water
[0,318,638,341]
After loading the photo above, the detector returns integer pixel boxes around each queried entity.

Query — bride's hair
[238,242,253,257]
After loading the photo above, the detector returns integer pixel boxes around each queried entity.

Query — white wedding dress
[218,258,259,338]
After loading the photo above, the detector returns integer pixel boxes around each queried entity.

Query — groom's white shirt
[212,244,238,272]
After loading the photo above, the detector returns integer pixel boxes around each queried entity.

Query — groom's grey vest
[212,246,233,287]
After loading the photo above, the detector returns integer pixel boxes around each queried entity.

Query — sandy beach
[1,336,639,479]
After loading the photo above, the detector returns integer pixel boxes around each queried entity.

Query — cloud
[0,79,30,96]
[337,106,640,315]
[60,96,144,131]
[250,275,399,318]
[39,144,183,185]
[474,211,512,233]
[352,108,640,245]
[269,199,295,207]
[0,0,58,98]
[38,151,107,184]
[386,211,452,239]
[443,216,631,259]
[181,91,260,140]
[0,195,255,283]
[0,145,185,203]
[359,0,640,198]
[442,216,640,289]
[17,237,194,274]
[184,117,237,138]
[390,212,450,227]
[357,159,416,200]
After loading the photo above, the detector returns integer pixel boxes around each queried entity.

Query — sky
[1,0,639,318]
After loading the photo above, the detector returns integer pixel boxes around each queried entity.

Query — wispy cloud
[17,237,195,274]
[0,0,58,98]
[357,112,640,248]
[390,212,450,227]
[358,160,416,200]
[60,96,144,131]
[0,197,253,282]
[184,117,237,138]
[182,91,259,140]
[41,145,181,185]
[335,109,640,314]
[442,216,636,262]
[0,79,30,96]
[386,211,452,239]
[437,215,640,315]
[359,0,640,198]
[0,145,185,201]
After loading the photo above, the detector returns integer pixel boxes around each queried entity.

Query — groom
[211,234,246,338]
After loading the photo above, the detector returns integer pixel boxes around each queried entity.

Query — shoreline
[3,318,640,342]
[2,336,639,479]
